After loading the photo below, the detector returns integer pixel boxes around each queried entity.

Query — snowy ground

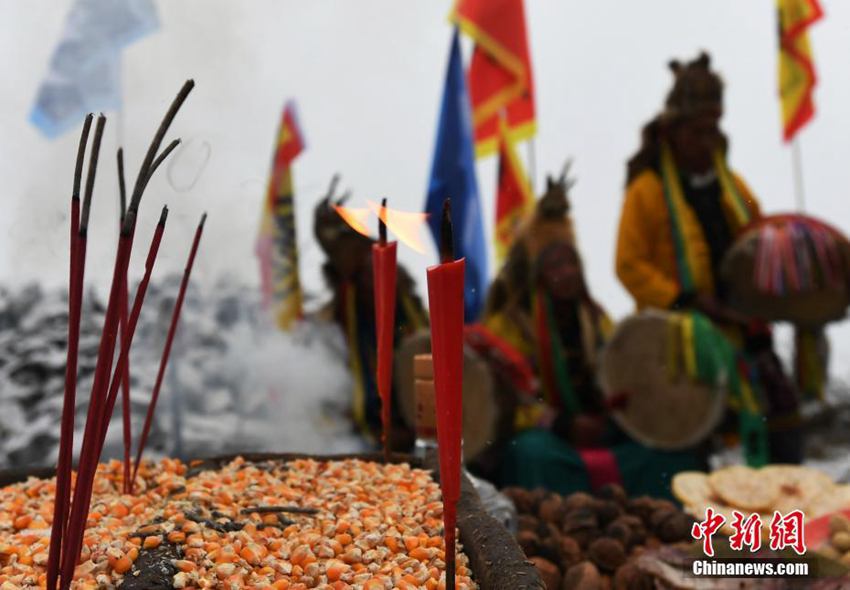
[0,277,367,470]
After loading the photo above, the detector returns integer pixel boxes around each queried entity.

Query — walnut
[593,500,622,528]
[625,497,656,523]
[603,520,632,548]
[517,529,541,557]
[608,515,645,546]
[649,508,677,531]
[539,536,564,567]
[561,508,599,550]
[539,495,565,523]
[530,556,562,590]
[561,561,603,590]
[650,499,677,513]
[518,514,539,532]
[530,488,552,513]
[537,520,562,541]
[504,487,535,514]
[596,484,627,506]
[558,536,583,569]
[562,508,598,533]
[612,563,653,590]
[587,538,626,573]
[656,512,695,544]
[563,492,596,512]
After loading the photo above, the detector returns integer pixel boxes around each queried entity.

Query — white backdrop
[2,0,850,377]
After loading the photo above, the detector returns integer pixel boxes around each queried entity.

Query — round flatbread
[808,485,850,519]
[672,472,712,507]
[709,466,780,512]
[760,465,834,514]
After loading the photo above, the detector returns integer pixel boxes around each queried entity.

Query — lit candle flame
[367,200,429,254]
[333,205,372,238]
[334,201,430,254]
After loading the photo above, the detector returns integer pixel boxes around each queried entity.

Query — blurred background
[1,0,849,466]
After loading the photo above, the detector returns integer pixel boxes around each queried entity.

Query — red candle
[426,199,464,590]
[372,198,397,461]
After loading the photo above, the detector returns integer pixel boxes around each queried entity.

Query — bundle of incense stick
[46,80,209,590]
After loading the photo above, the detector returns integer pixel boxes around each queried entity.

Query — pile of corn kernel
[0,457,477,589]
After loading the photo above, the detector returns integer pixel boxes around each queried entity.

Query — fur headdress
[626,52,727,185]
[313,174,373,284]
[486,162,584,315]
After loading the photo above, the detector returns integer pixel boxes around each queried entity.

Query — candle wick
[440,198,454,263]
[379,197,388,245]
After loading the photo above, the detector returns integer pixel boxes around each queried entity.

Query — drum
[395,330,498,461]
[598,310,728,450]
[721,214,850,326]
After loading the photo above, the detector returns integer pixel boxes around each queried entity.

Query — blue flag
[30,0,159,138]
[425,30,488,321]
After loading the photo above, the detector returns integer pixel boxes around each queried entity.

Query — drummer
[313,182,428,450]
[614,52,802,464]
[482,172,701,498]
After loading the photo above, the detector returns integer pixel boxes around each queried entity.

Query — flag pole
[791,138,806,211]
[526,137,537,194]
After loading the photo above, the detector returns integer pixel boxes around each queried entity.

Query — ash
[0,276,366,469]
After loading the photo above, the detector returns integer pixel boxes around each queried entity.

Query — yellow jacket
[615,169,761,310]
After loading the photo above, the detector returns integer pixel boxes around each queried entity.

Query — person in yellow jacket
[615,52,802,464]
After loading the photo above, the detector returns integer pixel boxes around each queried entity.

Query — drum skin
[598,310,727,450]
[395,330,497,461]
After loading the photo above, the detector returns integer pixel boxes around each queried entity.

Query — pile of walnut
[819,513,850,565]
[502,485,695,590]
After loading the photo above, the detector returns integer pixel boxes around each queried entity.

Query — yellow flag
[777,0,823,141]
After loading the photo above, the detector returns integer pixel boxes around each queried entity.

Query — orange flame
[333,205,373,238]
[367,200,430,254]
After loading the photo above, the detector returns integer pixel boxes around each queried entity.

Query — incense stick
[126,80,194,221]
[97,207,169,476]
[47,113,93,590]
[59,82,193,589]
[79,115,106,235]
[117,148,132,494]
[131,213,207,491]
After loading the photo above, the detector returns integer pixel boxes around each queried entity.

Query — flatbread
[809,485,850,519]
[761,465,834,514]
[708,466,780,512]
[672,472,713,507]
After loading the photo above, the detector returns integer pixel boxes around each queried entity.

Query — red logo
[729,511,762,552]
[769,510,806,555]
[692,508,807,556]
[691,507,726,557]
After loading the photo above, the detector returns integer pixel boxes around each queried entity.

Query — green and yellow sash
[659,144,754,293]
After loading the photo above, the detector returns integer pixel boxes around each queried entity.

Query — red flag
[494,117,534,260]
[452,0,536,156]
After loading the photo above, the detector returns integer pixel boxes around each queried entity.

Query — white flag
[30,0,159,138]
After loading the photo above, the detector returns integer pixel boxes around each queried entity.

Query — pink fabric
[578,447,623,491]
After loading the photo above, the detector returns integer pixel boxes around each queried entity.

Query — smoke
[0,275,368,470]
[214,315,368,456]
